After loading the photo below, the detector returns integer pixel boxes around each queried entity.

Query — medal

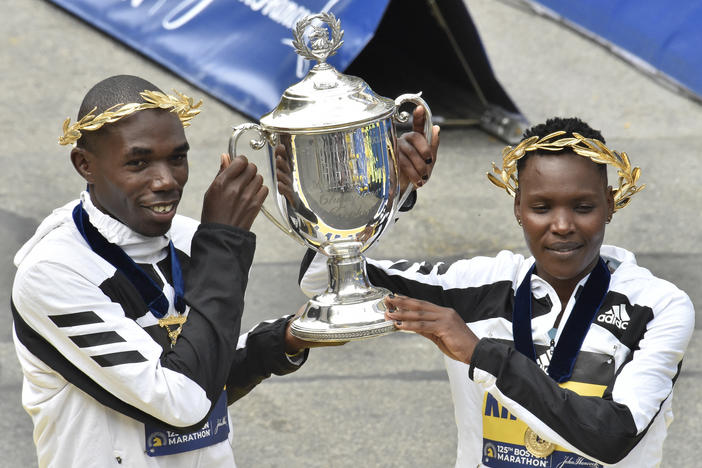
[158,315,187,347]
[524,427,556,458]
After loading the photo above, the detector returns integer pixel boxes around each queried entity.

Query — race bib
[481,381,604,467]
[145,390,229,456]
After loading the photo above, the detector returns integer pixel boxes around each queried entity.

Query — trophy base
[290,287,397,342]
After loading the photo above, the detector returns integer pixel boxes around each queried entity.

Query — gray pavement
[1,0,700,466]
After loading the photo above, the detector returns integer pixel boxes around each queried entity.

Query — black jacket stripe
[491,339,615,386]
[12,299,207,434]
[136,263,163,289]
[98,272,172,347]
[366,262,517,323]
[69,331,126,348]
[152,247,191,286]
[48,311,103,327]
[91,351,147,367]
[99,271,151,321]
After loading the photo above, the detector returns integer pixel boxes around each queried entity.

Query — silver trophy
[230,12,432,342]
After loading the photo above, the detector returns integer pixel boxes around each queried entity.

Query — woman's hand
[384,295,478,364]
[397,106,440,191]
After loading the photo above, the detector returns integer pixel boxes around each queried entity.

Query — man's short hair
[77,75,163,149]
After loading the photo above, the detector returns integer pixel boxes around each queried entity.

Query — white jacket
[13,193,303,467]
[300,245,694,467]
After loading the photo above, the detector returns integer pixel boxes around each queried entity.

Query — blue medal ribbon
[512,258,611,382]
[72,203,185,318]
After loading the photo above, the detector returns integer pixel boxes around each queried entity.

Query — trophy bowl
[229,12,433,342]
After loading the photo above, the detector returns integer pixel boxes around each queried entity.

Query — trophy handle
[393,92,434,206]
[229,124,305,246]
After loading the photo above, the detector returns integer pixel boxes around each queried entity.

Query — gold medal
[524,427,556,458]
[158,315,187,347]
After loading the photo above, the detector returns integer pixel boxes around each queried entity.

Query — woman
[300,117,694,467]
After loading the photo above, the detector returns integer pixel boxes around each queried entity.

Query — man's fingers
[237,169,267,206]
[233,174,269,228]
[218,153,231,175]
[220,154,250,180]
[252,177,269,206]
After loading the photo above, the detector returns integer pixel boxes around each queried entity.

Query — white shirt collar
[80,191,170,263]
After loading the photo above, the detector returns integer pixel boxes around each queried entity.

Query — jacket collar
[80,191,170,263]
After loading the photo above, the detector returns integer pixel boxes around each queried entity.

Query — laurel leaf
[58,90,201,146]
[542,131,566,142]
[552,137,578,148]
[501,170,510,185]
[491,129,642,211]
[487,172,506,189]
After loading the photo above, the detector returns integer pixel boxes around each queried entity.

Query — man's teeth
[150,204,174,213]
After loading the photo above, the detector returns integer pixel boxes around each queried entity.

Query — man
[11,74,438,467]
[301,117,694,467]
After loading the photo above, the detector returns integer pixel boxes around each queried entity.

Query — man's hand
[284,304,347,354]
[384,295,478,365]
[201,153,269,231]
[397,106,440,192]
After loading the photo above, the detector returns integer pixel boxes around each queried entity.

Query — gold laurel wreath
[59,89,203,146]
[487,131,645,212]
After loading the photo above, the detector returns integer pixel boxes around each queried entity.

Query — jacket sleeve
[225,316,308,405]
[299,248,456,305]
[12,223,255,431]
[300,249,516,323]
[468,287,694,465]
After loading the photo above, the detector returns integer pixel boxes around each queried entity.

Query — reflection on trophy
[229,12,433,341]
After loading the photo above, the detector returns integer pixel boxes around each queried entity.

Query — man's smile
[142,200,178,215]
[146,203,175,213]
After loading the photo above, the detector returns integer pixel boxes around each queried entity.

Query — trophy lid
[260,13,395,133]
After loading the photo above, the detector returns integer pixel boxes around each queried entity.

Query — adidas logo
[597,304,630,330]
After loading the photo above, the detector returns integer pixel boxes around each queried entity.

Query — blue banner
[48,0,390,118]
[529,0,702,102]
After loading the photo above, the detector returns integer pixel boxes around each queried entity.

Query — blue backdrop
[48,0,391,118]
[530,0,702,102]
[48,0,702,119]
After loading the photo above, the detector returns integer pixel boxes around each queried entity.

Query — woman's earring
[517,218,523,226]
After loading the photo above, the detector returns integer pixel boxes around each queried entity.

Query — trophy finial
[292,12,344,65]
